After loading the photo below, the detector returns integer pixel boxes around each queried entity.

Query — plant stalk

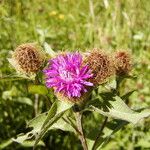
[92,117,108,150]
[74,112,88,150]
[34,94,39,116]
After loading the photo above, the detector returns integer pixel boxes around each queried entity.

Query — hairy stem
[92,117,108,150]
[74,112,88,150]
[34,94,39,116]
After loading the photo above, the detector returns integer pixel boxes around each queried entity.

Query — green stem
[34,74,52,110]
[92,117,108,150]
[44,95,52,109]
[74,111,88,150]
[34,94,39,116]
[62,117,81,135]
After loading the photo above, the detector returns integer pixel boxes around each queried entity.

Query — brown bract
[55,87,93,104]
[13,43,45,74]
[115,51,132,75]
[84,49,115,85]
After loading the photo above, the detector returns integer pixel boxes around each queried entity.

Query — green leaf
[13,132,44,147]
[34,101,73,148]
[121,90,136,100]
[137,138,150,148]
[13,100,73,147]
[93,120,128,150]
[41,102,57,128]
[28,85,48,95]
[13,97,33,106]
[43,42,56,57]
[27,112,74,133]
[41,101,73,129]
[86,138,94,150]
[56,100,73,114]
[89,95,150,124]
[105,79,117,90]
[34,111,65,148]
[0,76,27,82]
[52,117,75,132]
[86,120,128,150]
[2,86,19,100]
[0,139,13,149]
[18,141,45,147]
[2,87,32,105]
[13,101,74,146]
[13,113,47,144]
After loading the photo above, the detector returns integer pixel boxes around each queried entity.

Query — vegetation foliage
[0,0,150,150]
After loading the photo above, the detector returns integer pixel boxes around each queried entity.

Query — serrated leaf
[28,113,47,132]
[34,100,73,148]
[33,112,64,148]
[89,96,150,124]
[28,85,48,95]
[13,113,47,144]
[14,100,73,147]
[121,90,136,100]
[13,133,44,147]
[28,112,74,133]
[14,111,73,146]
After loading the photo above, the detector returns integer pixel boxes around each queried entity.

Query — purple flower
[44,52,93,98]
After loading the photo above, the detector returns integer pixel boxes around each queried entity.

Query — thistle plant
[9,45,150,150]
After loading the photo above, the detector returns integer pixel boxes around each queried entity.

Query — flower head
[44,53,93,98]
[115,51,132,75]
[84,49,115,85]
[10,43,45,74]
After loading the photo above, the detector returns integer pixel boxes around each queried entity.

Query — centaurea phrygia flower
[44,53,93,98]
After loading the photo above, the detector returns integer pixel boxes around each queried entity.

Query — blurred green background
[0,0,150,149]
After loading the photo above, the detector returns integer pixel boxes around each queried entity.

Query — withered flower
[114,50,132,75]
[84,49,115,85]
[9,43,45,74]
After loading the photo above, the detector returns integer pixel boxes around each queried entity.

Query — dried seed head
[114,51,132,75]
[12,43,45,74]
[84,49,115,85]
